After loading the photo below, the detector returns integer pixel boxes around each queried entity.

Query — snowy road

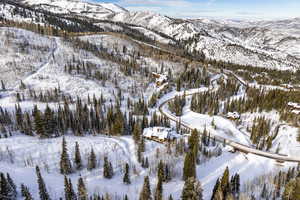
[158,89,300,163]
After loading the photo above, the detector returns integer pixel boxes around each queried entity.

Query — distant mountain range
[2,0,300,70]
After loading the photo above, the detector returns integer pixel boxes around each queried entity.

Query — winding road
[158,84,300,163]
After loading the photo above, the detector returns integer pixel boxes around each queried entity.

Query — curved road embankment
[158,89,300,163]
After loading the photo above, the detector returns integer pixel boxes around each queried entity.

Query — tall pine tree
[77,176,87,200]
[139,176,152,200]
[36,166,51,200]
[123,163,131,184]
[60,137,73,174]
[87,148,96,171]
[74,142,82,170]
[181,177,203,200]
[183,150,196,181]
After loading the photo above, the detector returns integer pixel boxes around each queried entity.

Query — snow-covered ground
[0,133,297,199]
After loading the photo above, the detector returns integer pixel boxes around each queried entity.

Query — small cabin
[226,112,240,120]
[143,127,177,143]
[152,72,168,87]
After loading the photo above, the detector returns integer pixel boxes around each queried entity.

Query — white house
[226,112,240,120]
[143,127,178,142]
[288,102,300,109]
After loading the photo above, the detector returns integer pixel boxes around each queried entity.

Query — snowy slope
[23,0,128,17]
[3,0,300,70]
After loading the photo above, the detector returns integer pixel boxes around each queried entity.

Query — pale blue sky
[94,0,300,20]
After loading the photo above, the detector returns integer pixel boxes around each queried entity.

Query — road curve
[158,89,300,163]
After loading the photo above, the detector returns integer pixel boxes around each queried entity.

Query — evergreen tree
[183,150,196,181]
[188,129,199,164]
[283,179,296,200]
[34,108,46,138]
[21,184,34,200]
[214,184,223,200]
[157,160,165,182]
[36,166,51,200]
[103,156,113,179]
[1,80,5,91]
[168,195,173,200]
[291,178,300,200]
[77,176,87,200]
[6,173,17,199]
[44,105,55,137]
[60,137,73,174]
[211,179,220,200]
[133,123,141,143]
[139,176,152,200]
[64,176,77,200]
[181,177,203,200]
[0,173,9,199]
[74,142,82,170]
[154,178,163,200]
[87,148,96,171]
[220,167,230,197]
[123,163,131,184]
[65,176,71,200]
[68,178,77,200]
[165,164,171,182]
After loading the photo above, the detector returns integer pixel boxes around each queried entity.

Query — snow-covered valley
[0,0,300,199]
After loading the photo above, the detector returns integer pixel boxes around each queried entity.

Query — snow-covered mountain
[2,0,300,71]
[22,0,128,17]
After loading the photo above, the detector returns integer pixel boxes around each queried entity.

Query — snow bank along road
[158,89,300,163]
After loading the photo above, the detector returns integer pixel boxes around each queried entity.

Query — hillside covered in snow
[0,0,300,200]
[13,0,300,71]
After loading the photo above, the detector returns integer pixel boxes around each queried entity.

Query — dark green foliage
[189,129,200,164]
[133,97,149,116]
[123,163,131,185]
[137,138,145,163]
[103,157,114,179]
[44,105,57,137]
[77,176,87,200]
[260,183,268,199]
[0,173,11,200]
[87,148,97,171]
[148,93,158,108]
[168,95,186,116]
[36,166,51,200]
[6,173,16,199]
[211,179,220,200]
[292,178,300,200]
[176,67,210,89]
[21,183,34,200]
[220,167,230,198]
[157,160,165,182]
[64,176,77,200]
[133,123,141,143]
[34,107,46,138]
[181,177,203,200]
[74,142,82,170]
[60,137,73,175]
[183,150,196,181]
[154,178,163,200]
[249,116,272,149]
[1,80,5,91]
[139,176,152,200]
[190,91,219,115]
